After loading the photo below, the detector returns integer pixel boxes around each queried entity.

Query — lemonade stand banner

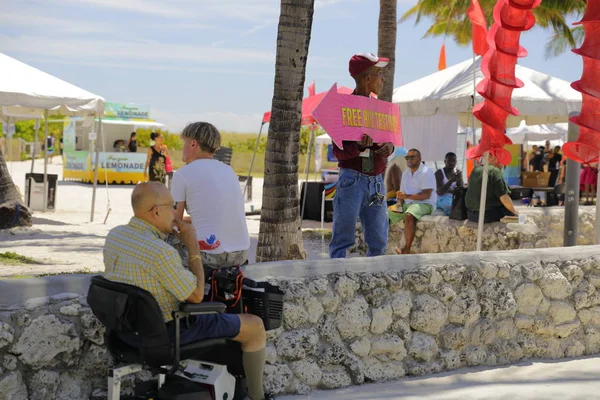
[64,151,89,171]
[104,102,151,119]
[93,152,146,183]
[64,151,147,183]
[63,150,91,181]
[92,152,147,173]
[63,119,76,152]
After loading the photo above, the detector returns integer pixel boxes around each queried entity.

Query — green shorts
[388,202,434,225]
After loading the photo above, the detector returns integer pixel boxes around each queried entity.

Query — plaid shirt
[103,217,196,322]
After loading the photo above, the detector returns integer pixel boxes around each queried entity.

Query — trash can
[25,173,57,211]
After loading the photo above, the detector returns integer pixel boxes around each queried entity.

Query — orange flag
[438,43,447,70]
[467,0,489,56]
[308,81,316,96]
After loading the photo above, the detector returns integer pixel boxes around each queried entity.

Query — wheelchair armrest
[178,302,226,314]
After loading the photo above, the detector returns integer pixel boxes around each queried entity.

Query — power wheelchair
[87,268,283,400]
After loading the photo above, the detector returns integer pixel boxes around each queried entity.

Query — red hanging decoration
[467,0,542,165]
[563,0,600,165]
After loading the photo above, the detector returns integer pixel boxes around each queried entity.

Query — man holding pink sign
[313,53,398,258]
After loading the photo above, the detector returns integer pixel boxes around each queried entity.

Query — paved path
[280,356,600,399]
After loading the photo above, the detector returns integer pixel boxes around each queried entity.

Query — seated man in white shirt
[171,122,250,270]
[394,149,436,254]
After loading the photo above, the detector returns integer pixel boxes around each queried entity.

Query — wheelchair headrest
[87,275,169,342]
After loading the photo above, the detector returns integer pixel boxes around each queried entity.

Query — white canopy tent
[393,57,582,128]
[470,121,568,145]
[78,118,167,151]
[393,57,581,161]
[393,57,582,252]
[0,52,104,120]
[0,52,105,216]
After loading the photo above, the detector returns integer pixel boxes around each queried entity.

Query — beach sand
[0,157,333,277]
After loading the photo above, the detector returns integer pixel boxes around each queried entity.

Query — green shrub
[136,128,183,150]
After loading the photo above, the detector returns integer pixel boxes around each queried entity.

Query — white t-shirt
[400,163,437,209]
[171,159,250,254]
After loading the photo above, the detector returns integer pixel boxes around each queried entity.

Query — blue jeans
[329,168,388,258]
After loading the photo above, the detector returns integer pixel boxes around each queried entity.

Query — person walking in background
[547,145,562,187]
[165,146,174,189]
[127,132,138,153]
[435,152,464,215]
[528,145,538,170]
[394,149,436,254]
[45,133,55,163]
[144,132,167,184]
[530,145,546,172]
[329,53,394,258]
[581,162,598,205]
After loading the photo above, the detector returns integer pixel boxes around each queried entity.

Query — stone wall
[2,246,600,398]
[355,207,597,255]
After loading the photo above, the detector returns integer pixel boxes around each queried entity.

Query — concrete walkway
[280,356,600,399]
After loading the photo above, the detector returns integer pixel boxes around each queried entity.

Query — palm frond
[399,0,587,57]
[544,25,585,59]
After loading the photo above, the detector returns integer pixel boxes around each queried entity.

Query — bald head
[131,182,170,215]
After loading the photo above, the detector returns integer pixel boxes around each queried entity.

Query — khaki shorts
[201,250,248,269]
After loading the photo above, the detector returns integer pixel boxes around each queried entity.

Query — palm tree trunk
[0,146,32,228]
[256,0,315,262]
[378,0,397,102]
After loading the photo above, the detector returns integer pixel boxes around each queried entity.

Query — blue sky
[1,0,581,133]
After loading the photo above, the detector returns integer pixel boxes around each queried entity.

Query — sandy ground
[0,157,332,277]
[280,356,600,400]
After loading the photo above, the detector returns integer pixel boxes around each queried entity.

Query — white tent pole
[564,115,580,246]
[90,117,102,222]
[471,54,477,146]
[596,151,600,245]
[476,152,490,251]
[42,110,49,212]
[300,124,316,226]
[321,189,326,258]
[30,119,40,174]
[8,117,13,177]
[243,122,265,199]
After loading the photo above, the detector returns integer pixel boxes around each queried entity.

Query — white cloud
[57,0,193,19]
[52,0,279,21]
[0,12,110,34]
[1,35,337,73]
[240,0,365,36]
[20,56,275,76]
[0,35,275,65]
[152,109,264,133]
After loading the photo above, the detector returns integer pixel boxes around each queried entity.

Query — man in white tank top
[171,122,250,269]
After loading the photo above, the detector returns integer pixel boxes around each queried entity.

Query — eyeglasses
[149,202,176,212]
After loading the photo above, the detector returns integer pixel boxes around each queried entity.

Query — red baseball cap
[349,53,389,77]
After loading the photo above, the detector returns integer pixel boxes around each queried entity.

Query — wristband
[189,255,201,263]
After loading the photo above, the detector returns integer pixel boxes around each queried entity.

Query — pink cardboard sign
[311,83,402,149]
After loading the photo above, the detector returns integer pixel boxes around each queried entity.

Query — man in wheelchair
[98,182,272,400]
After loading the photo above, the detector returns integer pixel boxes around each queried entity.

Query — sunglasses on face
[149,202,176,212]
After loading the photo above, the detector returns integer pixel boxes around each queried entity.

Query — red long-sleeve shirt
[333,141,388,176]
